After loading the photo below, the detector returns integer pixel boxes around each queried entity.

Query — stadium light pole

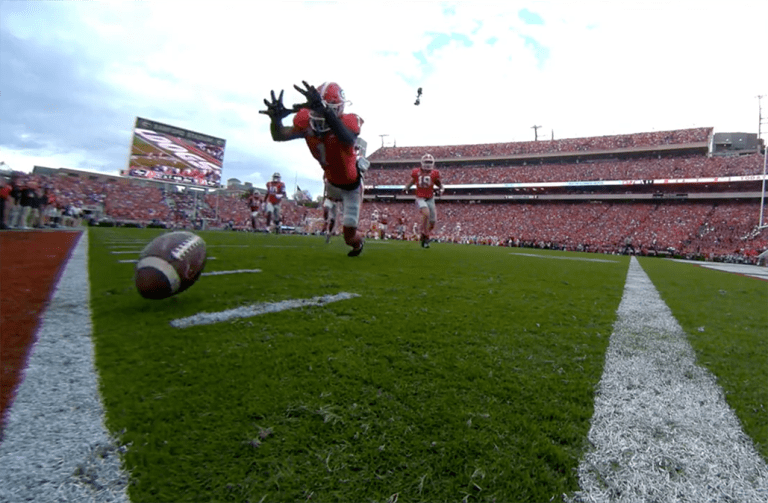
[759,145,767,230]
[380,134,389,148]
[531,125,541,141]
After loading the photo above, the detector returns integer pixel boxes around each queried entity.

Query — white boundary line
[170,292,360,329]
[0,231,131,503]
[569,256,768,501]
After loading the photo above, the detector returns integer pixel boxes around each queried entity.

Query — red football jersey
[410,168,441,199]
[294,108,363,187]
[247,194,261,211]
[266,181,286,204]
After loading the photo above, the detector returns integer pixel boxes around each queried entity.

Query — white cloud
[2,0,766,198]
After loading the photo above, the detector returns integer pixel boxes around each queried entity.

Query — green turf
[87,227,635,501]
[638,257,768,461]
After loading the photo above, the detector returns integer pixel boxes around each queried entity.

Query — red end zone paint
[0,231,82,428]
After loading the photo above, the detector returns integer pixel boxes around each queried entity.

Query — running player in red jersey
[396,210,407,240]
[265,172,287,233]
[260,81,367,256]
[403,153,443,248]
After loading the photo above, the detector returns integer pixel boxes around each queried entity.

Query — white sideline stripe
[170,292,360,329]
[201,269,261,276]
[509,252,619,263]
[110,250,142,254]
[569,256,768,502]
[0,231,131,503]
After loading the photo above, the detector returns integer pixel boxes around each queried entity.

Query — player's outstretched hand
[293,80,325,113]
[259,90,294,120]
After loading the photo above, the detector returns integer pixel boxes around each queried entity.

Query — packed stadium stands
[2,127,766,264]
[362,127,766,264]
[367,128,712,160]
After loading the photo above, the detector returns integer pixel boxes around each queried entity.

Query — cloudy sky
[2,1,766,198]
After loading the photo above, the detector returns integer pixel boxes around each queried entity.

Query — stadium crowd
[364,153,764,187]
[368,128,713,161]
[1,124,765,264]
[359,200,767,263]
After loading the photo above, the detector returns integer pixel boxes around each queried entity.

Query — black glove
[293,80,325,113]
[259,90,295,121]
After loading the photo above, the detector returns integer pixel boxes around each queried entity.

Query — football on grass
[135,231,207,299]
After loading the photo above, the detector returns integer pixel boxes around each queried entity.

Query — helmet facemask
[420,153,435,171]
[309,82,348,134]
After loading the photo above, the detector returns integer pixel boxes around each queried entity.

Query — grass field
[86,228,767,502]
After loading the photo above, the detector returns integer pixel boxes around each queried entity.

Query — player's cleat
[422,239,430,248]
[347,239,364,257]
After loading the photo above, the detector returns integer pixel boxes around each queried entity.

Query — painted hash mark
[170,292,360,329]
[509,252,619,263]
[201,269,261,276]
[118,257,217,263]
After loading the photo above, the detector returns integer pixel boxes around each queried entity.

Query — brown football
[134,231,207,299]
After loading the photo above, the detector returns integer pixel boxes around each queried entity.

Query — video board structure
[123,117,226,188]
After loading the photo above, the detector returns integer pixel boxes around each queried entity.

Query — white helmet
[420,153,435,170]
[272,172,281,181]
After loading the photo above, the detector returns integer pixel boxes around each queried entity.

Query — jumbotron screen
[123,117,226,188]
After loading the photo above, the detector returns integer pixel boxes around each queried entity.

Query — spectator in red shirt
[0,176,11,229]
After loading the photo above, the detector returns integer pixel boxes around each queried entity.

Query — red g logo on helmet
[310,82,349,133]
[318,82,346,116]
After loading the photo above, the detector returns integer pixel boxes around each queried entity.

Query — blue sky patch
[425,32,473,54]
[519,8,544,25]
[521,34,550,68]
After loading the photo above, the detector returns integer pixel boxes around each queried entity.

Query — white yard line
[170,292,360,329]
[0,231,130,503]
[569,256,768,502]
[671,258,768,281]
